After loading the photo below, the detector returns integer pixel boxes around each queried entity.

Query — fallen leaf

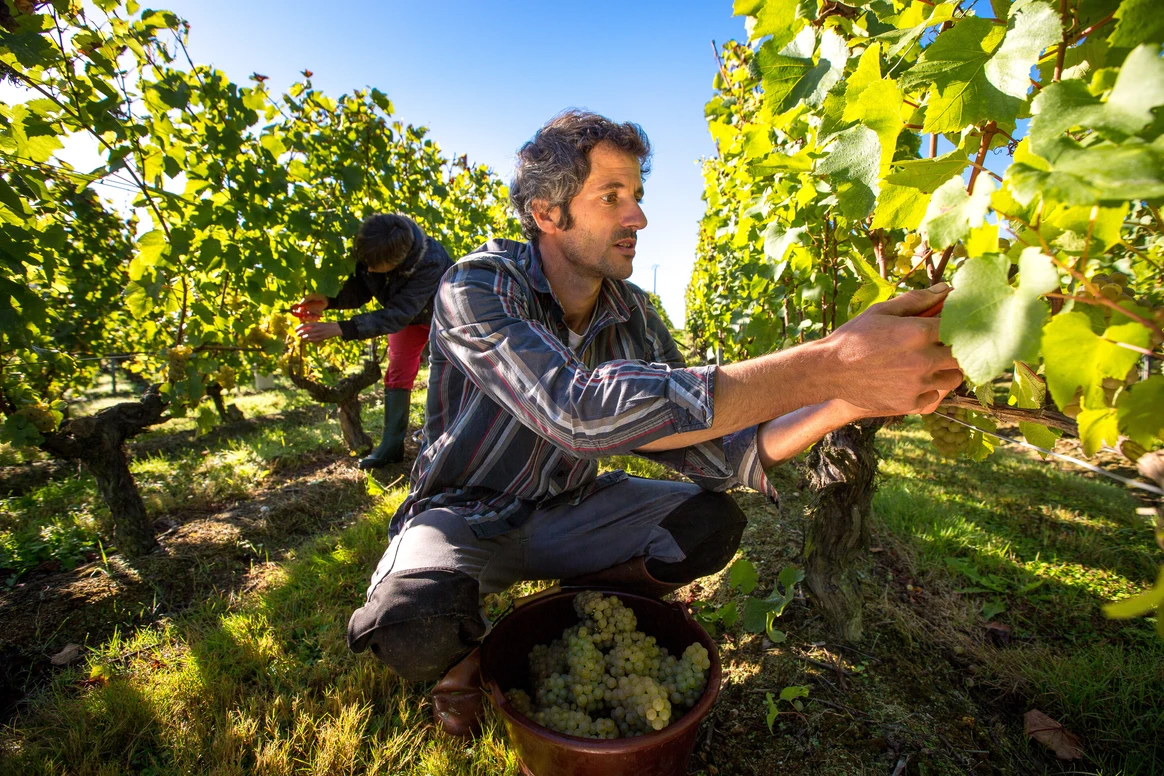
[49,643,83,666]
[983,621,1012,646]
[1024,710,1084,760]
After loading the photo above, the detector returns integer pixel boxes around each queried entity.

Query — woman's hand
[295,321,342,343]
[292,293,329,321]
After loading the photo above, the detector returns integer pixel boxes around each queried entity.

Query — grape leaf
[128,229,167,282]
[819,125,881,218]
[964,409,999,462]
[886,153,970,191]
[766,615,787,644]
[1037,33,1107,84]
[872,183,930,230]
[743,598,777,633]
[984,1,1061,99]
[902,5,1059,133]
[900,18,1006,132]
[1077,407,1119,456]
[1024,710,1085,761]
[757,27,848,114]
[729,557,759,594]
[764,221,806,264]
[1103,568,1164,619]
[780,685,810,702]
[921,175,995,250]
[1028,45,1164,159]
[847,76,905,177]
[843,43,884,109]
[1118,375,1164,448]
[1009,137,1164,206]
[1108,0,1164,50]
[749,148,815,175]
[744,0,815,44]
[1042,313,1151,411]
[941,248,1058,384]
[1041,202,1127,254]
[965,223,1000,256]
[874,2,957,59]
[1009,361,1062,451]
[846,253,895,315]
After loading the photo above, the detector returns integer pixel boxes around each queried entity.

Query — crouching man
[346,111,961,734]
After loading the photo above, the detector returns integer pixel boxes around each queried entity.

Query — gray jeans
[367,476,701,599]
[347,476,744,681]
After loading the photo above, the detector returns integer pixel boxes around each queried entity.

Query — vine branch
[939,394,1078,436]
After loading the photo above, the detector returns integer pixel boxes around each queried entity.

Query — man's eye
[602,193,617,203]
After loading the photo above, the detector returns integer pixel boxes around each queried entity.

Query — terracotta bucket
[480,589,721,776]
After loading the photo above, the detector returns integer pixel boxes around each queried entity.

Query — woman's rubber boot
[359,388,410,469]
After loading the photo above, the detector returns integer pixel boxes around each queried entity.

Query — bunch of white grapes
[504,590,711,739]
[922,407,974,458]
[166,345,193,384]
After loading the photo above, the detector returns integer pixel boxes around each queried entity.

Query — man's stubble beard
[558,225,636,282]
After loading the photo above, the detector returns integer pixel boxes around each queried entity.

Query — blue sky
[154,0,750,325]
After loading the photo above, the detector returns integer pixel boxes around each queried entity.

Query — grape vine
[0,0,518,552]
[689,0,1164,632]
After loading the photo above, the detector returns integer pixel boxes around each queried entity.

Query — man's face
[540,142,648,281]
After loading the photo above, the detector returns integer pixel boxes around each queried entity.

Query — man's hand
[820,284,963,417]
[296,321,342,343]
[292,293,329,322]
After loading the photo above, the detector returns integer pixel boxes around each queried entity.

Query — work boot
[562,555,684,599]
[359,387,411,469]
[431,647,484,738]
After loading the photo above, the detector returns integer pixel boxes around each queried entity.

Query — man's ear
[530,199,562,235]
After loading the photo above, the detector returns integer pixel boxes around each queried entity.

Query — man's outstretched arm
[636,284,962,455]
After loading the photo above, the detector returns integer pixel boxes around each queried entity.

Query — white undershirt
[567,327,585,350]
[566,310,594,351]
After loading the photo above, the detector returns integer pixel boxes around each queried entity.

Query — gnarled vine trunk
[39,385,167,556]
[801,418,885,643]
[205,382,244,423]
[288,359,381,454]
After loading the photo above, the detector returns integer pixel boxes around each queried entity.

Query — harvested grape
[509,592,712,739]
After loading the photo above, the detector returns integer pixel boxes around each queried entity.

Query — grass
[0,400,1160,774]
[1,487,525,775]
[0,377,402,583]
[871,422,1163,773]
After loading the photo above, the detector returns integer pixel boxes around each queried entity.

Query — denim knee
[347,567,485,682]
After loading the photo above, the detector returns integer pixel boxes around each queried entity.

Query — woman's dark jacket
[327,219,453,341]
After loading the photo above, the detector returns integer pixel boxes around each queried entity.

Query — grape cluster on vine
[504,591,711,739]
[1077,271,1164,346]
[13,402,57,434]
[166,345,193,385]
[922,408,974,458]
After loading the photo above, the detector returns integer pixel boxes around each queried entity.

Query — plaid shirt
[392,238,778,538]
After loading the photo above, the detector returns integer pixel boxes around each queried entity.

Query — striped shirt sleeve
[636,294,779,502]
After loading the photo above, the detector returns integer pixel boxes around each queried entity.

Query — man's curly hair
[510,110,651,239]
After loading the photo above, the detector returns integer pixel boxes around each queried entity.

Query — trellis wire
[934,411,1164,498]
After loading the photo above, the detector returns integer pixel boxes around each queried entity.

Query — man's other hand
[822,283,963,417]
[296,321,342,343]
[293,293,329,321]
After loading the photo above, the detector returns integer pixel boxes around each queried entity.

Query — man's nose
[624,200,647,230]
